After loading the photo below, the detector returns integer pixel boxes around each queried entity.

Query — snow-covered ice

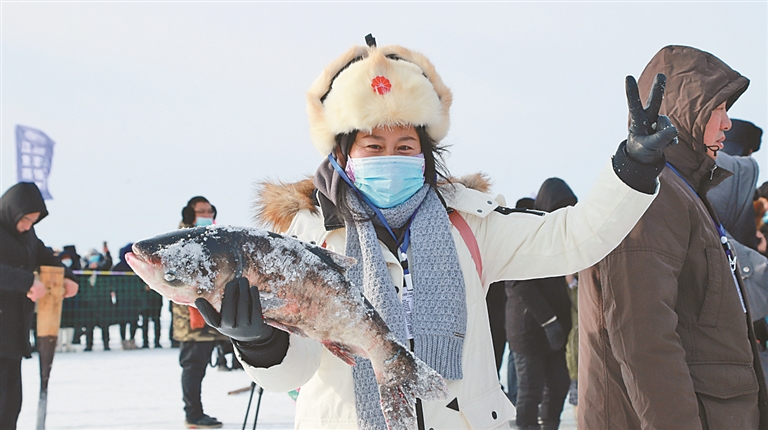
[18,343,296,429]
[18,308,296,430]
[16,302,577,429]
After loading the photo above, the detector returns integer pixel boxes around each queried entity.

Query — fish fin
[374,344,448,430]
[378,384,416,430]
[321,341,357,366]
[307,246,357,273]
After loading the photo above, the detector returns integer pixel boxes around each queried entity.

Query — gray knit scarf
[315,160,467,429]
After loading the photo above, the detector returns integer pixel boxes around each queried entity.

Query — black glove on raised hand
[625,74,679,164]
[542,318,566,351]
[195,277,274,343]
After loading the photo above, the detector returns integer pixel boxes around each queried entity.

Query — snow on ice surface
[13,311,579,430]
[17,320,297,429]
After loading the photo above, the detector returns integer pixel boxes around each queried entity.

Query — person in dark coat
[58,245,81,270]
[82,246,114,351]
[85,245,112,271]
[711,120,763,252]
[503,196,536,406]
[114,243,163,349]
[505,178,576,430]
[579,45,766,430]
[142,285,163,349]
[58,244,86,344]
[708,121,768,387]
[173,196,225,429]
[111,244,132,273]
[720,120,766,254]
[113,243,142,350]
[722,119,763,157]
[0,182,78,430]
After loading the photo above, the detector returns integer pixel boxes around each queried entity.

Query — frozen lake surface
[18,317,577,429]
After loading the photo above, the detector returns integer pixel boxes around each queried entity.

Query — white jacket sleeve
[238,334,323,392]
[477,162,657,283]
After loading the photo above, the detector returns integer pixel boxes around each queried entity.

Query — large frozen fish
[126,225,447,429]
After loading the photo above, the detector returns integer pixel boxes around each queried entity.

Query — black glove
[195,277,273,343]
[542,318,566,351]
[625,74,678,164]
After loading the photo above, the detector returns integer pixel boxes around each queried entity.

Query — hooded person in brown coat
[579,45,768,430]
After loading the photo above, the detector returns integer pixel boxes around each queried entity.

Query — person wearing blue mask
[173,196,226,429]
[195,35,676,429]
[180,196,217,228]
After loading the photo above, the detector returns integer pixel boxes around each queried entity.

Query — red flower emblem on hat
[371,76,392,95]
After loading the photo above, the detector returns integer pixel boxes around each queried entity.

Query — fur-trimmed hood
[254,173,492,233]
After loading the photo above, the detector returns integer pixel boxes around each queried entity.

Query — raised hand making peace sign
[625,73,678,164]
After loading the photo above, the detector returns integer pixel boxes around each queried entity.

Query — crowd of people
[43,242,165,352]
[0,189,245,430]
[1,37,766,430]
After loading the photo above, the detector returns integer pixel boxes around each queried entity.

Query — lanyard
[665,162,746,312]
[328,155,421,336]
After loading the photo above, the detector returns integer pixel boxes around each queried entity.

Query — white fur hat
[307,42,453,155]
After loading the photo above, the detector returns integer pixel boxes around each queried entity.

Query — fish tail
[375,345,448,430]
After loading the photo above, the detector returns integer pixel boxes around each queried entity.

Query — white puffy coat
[238,162,656,429]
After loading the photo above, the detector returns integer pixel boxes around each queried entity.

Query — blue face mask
[195,217,214,227]
[763,212,768,225]
[346,155,425,208]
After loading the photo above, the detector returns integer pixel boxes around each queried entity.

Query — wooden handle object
[36,266,65,337]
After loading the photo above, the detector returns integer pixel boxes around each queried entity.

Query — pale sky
[2,1,766,257]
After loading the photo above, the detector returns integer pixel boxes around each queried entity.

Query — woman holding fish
[191,36,677,429]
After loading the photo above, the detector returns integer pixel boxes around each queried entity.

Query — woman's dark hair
[181,196,217,226]
[333,126,450,221]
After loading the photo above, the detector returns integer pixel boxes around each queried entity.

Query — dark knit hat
[534,178,578,213]
[722,119,763,156]
[515,197,535,210]
[758,181,768,200]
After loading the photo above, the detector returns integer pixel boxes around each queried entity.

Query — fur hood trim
[439,173,492,194]
[307,44,452,156]
[254,173,491,232]
[253,177,318,233]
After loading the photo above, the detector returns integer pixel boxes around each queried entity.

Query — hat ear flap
[211,205,217,220]
[182,205,195,225]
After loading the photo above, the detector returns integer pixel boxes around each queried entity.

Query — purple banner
[16,125,55,200]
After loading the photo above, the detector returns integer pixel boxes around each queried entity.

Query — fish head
[126,226,242,309]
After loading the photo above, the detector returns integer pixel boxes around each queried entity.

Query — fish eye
[164,271,177,282]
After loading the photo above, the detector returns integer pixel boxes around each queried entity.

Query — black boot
[184,414,222,429]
